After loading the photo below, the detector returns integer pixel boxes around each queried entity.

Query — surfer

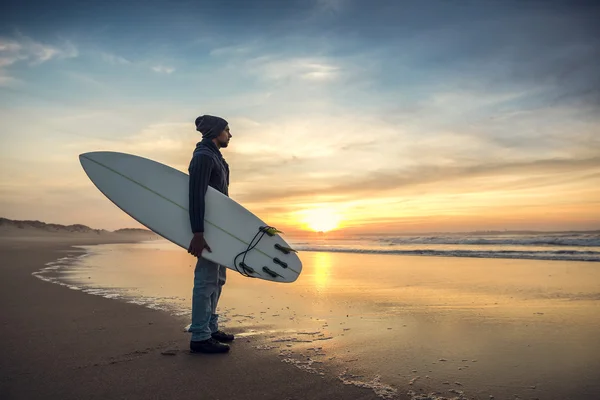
[187,114,234,354]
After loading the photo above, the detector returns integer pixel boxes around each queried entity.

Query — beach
[0,233,385,400]
[2,231,600,400]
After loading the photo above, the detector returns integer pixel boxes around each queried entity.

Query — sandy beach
[2,228,600,400]
[0,232,384,400]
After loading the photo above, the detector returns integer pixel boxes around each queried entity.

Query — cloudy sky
[1,0,599,234]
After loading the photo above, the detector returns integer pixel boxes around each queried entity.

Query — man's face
[216,126,232,148]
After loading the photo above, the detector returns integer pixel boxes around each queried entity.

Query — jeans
[189,257,226,341]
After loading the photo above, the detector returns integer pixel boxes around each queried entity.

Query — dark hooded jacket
[188,138,229,233]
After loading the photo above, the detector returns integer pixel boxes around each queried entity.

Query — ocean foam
[33,255,187,317]
[407,390,469,400]
[377,233,600,247]
[281,356,325,376]
[255,344,279,350]
[338,369,398,399]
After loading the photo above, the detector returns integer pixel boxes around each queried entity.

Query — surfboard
[79,151,302,283]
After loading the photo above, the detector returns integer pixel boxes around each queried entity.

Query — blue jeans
[189,257,226,341]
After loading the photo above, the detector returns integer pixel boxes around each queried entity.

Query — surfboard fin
[238,262,256,275]
[260,226,284,236]
[273,258,288,268]
[274,243,297,254]
[262,266,282,278]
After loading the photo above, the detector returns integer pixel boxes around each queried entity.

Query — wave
[294,246,600,262]
[374,234,600,247]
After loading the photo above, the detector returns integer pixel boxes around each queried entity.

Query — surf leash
[233,225,277,278]
[233,225,298,279]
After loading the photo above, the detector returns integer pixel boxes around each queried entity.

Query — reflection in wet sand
[35,240,600,400]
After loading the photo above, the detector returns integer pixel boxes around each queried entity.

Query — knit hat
[195,115,228,139]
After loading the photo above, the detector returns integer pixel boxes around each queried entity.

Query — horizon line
[2,217,599,236]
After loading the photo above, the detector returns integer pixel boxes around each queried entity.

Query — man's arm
[188,153,213,233]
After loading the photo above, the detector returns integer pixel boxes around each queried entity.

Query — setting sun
[298,208,342,232]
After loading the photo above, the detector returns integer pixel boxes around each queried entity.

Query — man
[187,114,234,354]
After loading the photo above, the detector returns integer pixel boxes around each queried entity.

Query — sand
[0,234,382,400]
[3,231,600,400]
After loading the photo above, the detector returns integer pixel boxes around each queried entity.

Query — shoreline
[5,235,600,400]
[28,240,403,399]
[0,235,388,400]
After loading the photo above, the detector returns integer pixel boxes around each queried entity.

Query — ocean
[293,231,600,262]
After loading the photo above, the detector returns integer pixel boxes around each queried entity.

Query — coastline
[0,235,385,400]
[4,233,600,400]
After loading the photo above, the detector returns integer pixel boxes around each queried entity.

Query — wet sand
[0,235,382,400]
[3,233,600,400]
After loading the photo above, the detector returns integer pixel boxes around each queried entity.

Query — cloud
[99,52,131,65]
[0,34,78,86]
[247,56,341,82]
[213,105,600,207]
[152,65,175,74]
[234,156,600,205]
[210,44,254,57]
[62,121,198,170]
[400,6,600,111]
[92,49,176,74]
[95,49,176,77]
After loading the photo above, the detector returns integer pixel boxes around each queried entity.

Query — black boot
[211,330,235,342]
[190,337,230,354]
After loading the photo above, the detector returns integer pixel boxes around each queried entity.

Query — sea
[293,231,600,262]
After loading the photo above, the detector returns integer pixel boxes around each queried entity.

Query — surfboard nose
[79,151,118,168]
[79,152,98,170]
[80,151,101,160]
[79,152,96,164]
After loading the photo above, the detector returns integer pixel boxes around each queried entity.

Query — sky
[1,0,599,235]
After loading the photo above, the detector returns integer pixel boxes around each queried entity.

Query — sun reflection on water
[313,252,332,291]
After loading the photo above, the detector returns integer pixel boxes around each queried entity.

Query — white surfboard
[79,151,302,283]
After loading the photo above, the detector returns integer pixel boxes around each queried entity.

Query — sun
[299,208,342,232]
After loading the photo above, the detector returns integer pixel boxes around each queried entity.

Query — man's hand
[188,232,212,257]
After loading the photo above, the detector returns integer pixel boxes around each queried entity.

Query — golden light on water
[313,252,332,290]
